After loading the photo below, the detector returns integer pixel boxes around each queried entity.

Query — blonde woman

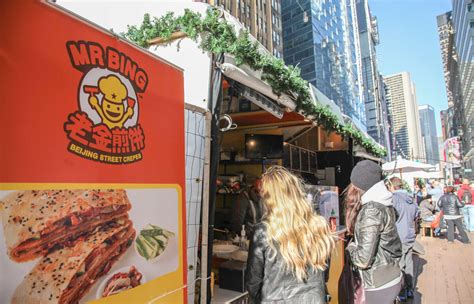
[245,166,335,304]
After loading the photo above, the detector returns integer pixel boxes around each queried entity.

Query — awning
[353,147,384,163]
[309,84,344,125]
[342,114,384,151]
[218,62,296,111]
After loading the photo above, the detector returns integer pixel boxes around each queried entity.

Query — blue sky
[369,0,452,136]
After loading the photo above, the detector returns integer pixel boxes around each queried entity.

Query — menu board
[0,2,186,303]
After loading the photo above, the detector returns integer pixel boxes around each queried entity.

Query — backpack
[462,190,472,204]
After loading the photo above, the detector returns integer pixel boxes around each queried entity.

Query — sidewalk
[413,232,474,304]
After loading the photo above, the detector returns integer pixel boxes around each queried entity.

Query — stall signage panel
[0,2,186,304]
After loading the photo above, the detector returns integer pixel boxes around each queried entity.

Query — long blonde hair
[260,166,335,281]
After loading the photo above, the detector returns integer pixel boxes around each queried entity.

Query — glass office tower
[282,0,366,131]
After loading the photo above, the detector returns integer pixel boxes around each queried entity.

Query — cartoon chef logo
[85,75,134,129]
[64,41,148,164]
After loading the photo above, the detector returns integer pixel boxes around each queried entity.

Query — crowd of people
[414,178,472,244]
[242,162,472,304]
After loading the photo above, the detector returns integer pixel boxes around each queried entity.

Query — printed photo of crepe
[11,217,135,304]
[1,189,131,262]
[0,187,179,304]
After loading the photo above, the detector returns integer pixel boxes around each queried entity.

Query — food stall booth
[48,2,388,303]
[208,77,353,303]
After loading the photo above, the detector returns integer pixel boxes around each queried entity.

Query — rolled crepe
[12,218,135,304]
[1,189,131,262]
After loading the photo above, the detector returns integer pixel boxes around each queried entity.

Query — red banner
[0,2,186,303]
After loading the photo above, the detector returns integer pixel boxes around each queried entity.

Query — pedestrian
[419,194,436,221]
[245,166,335,304]
[438,186,471,244]
[231,178,263,236]
[413,181,424,205]
[428,180,443,204]
[457,178,473,205]
[345,160,403,304]
[387,176,419,301]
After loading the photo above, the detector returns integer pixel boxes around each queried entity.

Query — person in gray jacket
[387,176,419,300]
[419,194,436,221]
[345,160,403,304]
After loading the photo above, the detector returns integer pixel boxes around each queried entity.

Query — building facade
[384,72,424,160]
[440,109,452,140]
[355,0,389,149]
[382,77,395,160]
[281,0,366,131]
[437,12,463,140]
[419,105,441,165]
[451,0,474,177]
[196,0,283,57]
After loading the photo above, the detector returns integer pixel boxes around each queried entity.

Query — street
[413,232,474,303]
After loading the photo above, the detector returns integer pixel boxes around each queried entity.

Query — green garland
[122,9,387,157]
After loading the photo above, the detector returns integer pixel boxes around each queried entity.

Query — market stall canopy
[342,114,384,159]
[382,158,436,173]
[353,145,385,163]
[219,61,296,112]
[112,2,387,157]
[309,85,344,125]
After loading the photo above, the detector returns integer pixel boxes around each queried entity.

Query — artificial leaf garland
[122,8,387,157]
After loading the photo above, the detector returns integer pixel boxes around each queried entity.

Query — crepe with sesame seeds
[1,189,131,262]
[11,218,135,304]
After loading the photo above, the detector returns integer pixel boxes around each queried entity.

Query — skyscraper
[355,0,390,150]
[451,0,474,177]
[281,0,366,131]
[384,72,424,160]
[419,105,441,165]
[195,0,283,57]
[437,11,462,139]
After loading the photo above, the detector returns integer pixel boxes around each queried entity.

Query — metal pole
[205,53,224,304]
[200,111,212,304]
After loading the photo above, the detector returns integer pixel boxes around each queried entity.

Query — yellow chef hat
[98,75,128,104]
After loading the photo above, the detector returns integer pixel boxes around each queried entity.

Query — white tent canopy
[382,158,435,173]
[401,170,443,179]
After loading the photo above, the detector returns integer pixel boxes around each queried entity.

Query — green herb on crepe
[135,224,175,260]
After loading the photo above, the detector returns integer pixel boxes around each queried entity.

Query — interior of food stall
[209,79,350,303]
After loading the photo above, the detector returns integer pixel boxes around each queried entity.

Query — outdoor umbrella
[382,158,435,178]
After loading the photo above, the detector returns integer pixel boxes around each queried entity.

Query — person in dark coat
[345,160,403,304]
[231,179,263,236]
[245,166,335,304]
[438,186,470,244]
[387,176,419,300]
